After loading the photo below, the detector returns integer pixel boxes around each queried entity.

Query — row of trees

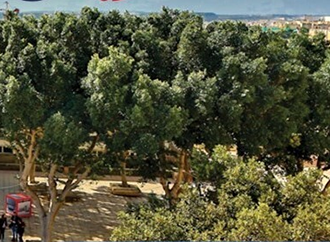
[111,146,330,241]
[0,7,329,241]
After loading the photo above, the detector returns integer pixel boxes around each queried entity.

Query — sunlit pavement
[0,170,164,241]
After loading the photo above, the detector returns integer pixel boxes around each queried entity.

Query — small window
[3,147,13,153]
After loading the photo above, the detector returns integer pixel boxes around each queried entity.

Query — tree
[153,70,221,202]
[110,189,226,241]
[229,203,289,241]
[289,31,327,74]
[84,45,187,191]
[254,31,329,172]
[176,16,210,74]
[1,9,329,241]
[293,56,330,165]
[216,39,309,159]
[204,22,312,170]
[122,73,187,199]
[0,15,99,242]
[83,46,134,187]
[291,198,330,241]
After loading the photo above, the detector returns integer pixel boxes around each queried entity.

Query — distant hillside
[0,11,58,19]
[196,12,219,22]
[0,10,320,23]
[197,13,313,22]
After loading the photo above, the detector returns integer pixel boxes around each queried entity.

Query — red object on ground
[5,193,32,218]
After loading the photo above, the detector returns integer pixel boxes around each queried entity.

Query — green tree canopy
[111,146,329,241]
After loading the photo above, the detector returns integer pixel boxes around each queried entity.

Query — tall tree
[0,15,98,242]
[122,73,187,198]
[83,46,134,187]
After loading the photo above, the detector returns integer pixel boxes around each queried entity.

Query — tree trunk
[322,179,330,195]
[29,162,37,183]
[39,203,61,242]
[120,161,128,187]
[63,166,69,174]
[169,149,187,200]
[297,158,304,172]
[158,147,192,205]
[20,161,58,242]
[160,175,171,198]
[158,143,171,199]
[15,129,95,242]
[26,163,90,242]
[183,149,193,183]
[41,216,52,242]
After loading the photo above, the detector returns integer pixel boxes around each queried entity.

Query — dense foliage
[0,7,329,241]
[111,146,330,241]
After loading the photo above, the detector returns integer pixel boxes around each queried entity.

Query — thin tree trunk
[41,215,51,242]
[40,202,62,242]
[37,164,91,242]
[29,162,37,183]
[183,149,193,183]
[322,179,330,195]
[19,130,39,189]
[158,142,171,199]
[169,149,186,200]
[120,161,128,187]
[158,146,192,204]
[119,151,130,187]
[297,158,304,172]
[160,175,171,198]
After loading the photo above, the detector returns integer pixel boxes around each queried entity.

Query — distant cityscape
[1,10,330,41]
[198,13,330,41]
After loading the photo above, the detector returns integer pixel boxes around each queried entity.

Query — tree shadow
[24,185,148,241]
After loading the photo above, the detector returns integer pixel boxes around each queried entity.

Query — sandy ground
[0,172,165,241]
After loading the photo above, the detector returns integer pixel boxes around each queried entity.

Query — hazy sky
[4,0,330,15]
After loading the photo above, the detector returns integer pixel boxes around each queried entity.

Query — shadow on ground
[24,186,147,242]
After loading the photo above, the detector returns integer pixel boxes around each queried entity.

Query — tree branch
[72,166,91,188]
[27,129,37,162]
[160,175,171,198]
[59,166,91,202]
[170,149,186,197]
[48,163,58,212]
[31,146,40,163]
[87,134,99,153]
[13,139,27,160]
[20,161,46,217]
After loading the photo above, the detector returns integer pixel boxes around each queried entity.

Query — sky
[3,0,330,15]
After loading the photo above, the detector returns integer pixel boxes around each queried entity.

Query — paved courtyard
[0,170,164,241]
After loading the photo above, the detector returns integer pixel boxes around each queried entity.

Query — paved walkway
[0,171,164,241]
